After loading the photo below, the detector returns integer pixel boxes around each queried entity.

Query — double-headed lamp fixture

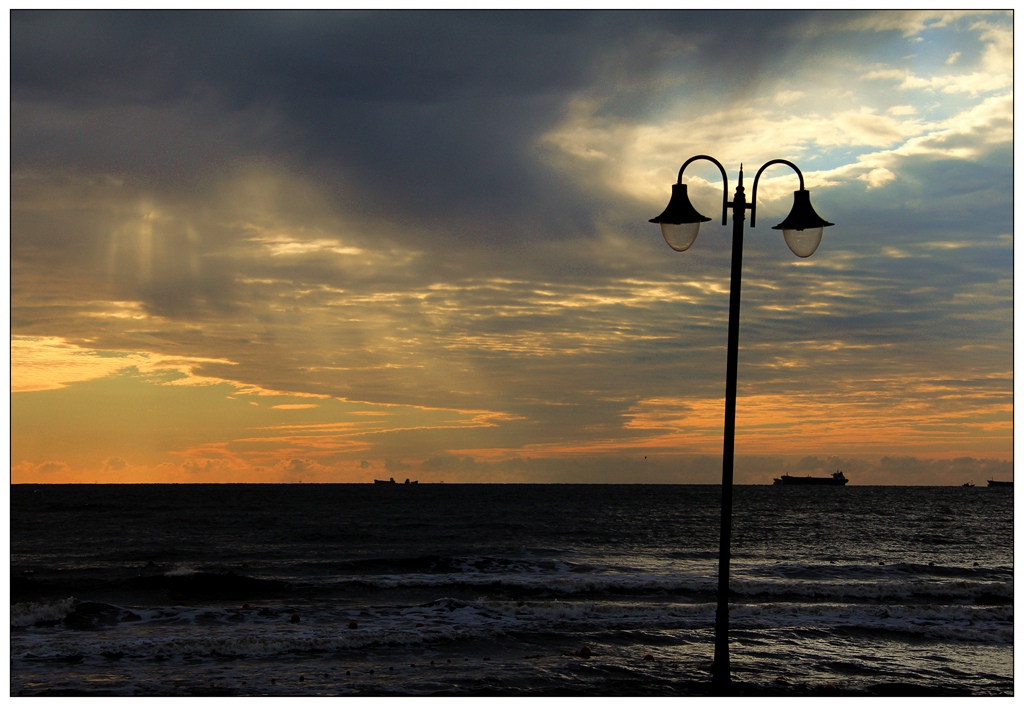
[650,158,833,257]
[646,154,834,693]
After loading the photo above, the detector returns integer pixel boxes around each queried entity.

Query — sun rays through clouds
[11,10,1012,483]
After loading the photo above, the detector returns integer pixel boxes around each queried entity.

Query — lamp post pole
[713,166,747,692]
[649,156,833,694]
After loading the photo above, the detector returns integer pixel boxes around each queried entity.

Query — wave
[731,601,1014,645]
[11,591,1012,666]
[11,597,79,628]
[746,561,1012,581]
[300,554,1014,604]
[11,598,509,660]
[339,574,1012,605]
[296,554,600,577]
[13,556,1012,609]
[13,548,1012,621]
[121,572,292,600]
[12,571,294,607]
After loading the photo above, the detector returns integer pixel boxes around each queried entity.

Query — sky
[9,9,1014,485]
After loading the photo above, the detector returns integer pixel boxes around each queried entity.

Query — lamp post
[650,155,833,693]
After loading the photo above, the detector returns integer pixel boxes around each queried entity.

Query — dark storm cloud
[11,10,865,235]
[13,12,598,201]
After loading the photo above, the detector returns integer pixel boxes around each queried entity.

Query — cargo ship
[773,470,848,486]
[987,479,1012,488]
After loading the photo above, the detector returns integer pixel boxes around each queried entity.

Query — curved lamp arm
[750,159,804,228]
[677,154,729,226]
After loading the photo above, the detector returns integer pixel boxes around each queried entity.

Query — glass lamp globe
[782,227,824,258]
[661,222,701,252]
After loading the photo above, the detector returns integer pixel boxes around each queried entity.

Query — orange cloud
[11,336,235,392]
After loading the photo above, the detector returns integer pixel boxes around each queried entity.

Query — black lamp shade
[649,183,711,225]
[771,189,833,231]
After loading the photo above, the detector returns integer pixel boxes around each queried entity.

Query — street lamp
[650,155,833,693]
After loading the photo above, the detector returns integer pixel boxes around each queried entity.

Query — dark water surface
[10,484,1013,696]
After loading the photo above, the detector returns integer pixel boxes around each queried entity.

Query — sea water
[10,483,1013,696]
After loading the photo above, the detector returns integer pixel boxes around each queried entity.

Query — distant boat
[373,477,419,485]
[987,479,1012,488]
[774,470,849,486]
[962,482,975,488]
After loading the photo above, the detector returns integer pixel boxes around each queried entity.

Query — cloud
[831,10,996,38]
[102,456,129,471]
[13,460,71,477]
[273,457,331,479]
[10,11,1013,484]
[384,458,412,473]
[10,336,236,392]
[180,455,252,478]
[860,167,896,189]
[541,14,1011,215]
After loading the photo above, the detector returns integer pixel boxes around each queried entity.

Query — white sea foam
[10,597,78,627]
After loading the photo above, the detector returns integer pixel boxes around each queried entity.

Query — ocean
[10,483,1013,696]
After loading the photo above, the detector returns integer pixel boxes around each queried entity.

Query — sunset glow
[10,10,1013,484]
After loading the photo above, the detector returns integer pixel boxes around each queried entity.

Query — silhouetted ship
[774,470,848,486]
[987,479,1012,488]
[374,477,418,485]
